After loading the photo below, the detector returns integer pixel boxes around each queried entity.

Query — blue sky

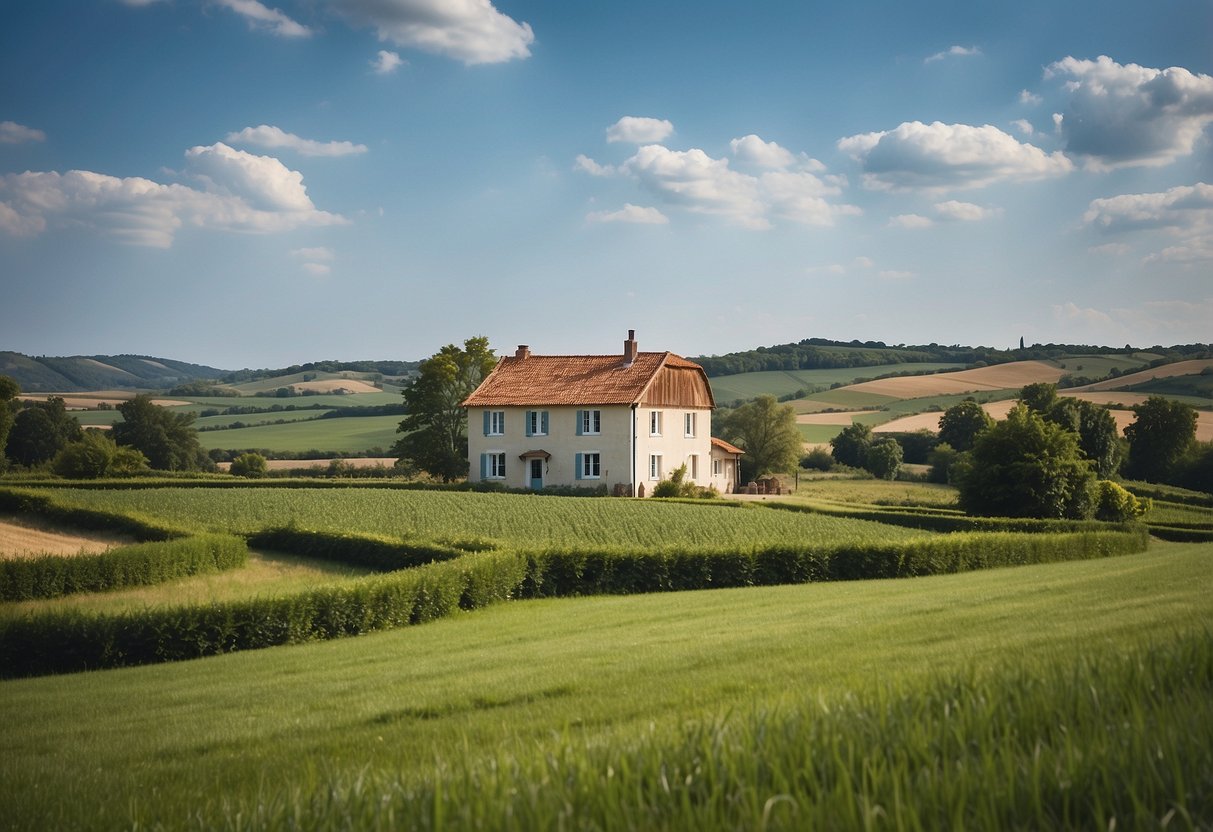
[1,0,1210,370]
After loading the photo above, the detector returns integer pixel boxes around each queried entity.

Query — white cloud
[1019,89,1043,105]
[1084,182,1213,264]
[1052,301,1115,329]
[0,121,46,144]
[1046,55,1213,168]
[586,204,669,225]
[331,0,533,64]
[301,262,332,276]
[216,0,312,38]
[879,269,916,280]
[613,144,854,229]
[0,143,346,247]
[925,45,981,64]
[837,120,1073,191]
[888,213,933,229]
[573,154,614,177]
[1083,182,1213,234]
[292,246,336,260]
[225,125,367,157]
[1010,119,1034,136]
[606,117,674,144]
[852,256,874,269]
[730,134,795,169]
[935,200,999,221]
[371,50,405,74]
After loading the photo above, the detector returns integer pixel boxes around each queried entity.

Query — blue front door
[529,457,544,490]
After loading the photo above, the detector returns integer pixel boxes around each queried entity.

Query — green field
[709,363,965,404]
[194,413,403,453]
[2,541,1209,830]
[32,487,927,548]
[166,392,403,411]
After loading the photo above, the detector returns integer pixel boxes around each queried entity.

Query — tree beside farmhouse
[394,336,497,482]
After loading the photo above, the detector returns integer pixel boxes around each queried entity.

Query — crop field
[31,486,927,548]
[194,414,403,453]
[165,391,403,411]
[1,541,1210,830]
[709,362,965,403]
[192,408,332,430]
[791,478,960,507]
[1076,358,1213,392]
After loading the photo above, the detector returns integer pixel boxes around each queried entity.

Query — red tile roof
[710,437,745,455]
[462,351,712,407]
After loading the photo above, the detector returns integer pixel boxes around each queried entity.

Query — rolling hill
[0,351,228,392]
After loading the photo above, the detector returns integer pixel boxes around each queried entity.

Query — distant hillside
[691,338,1211,377]
[0,352,229,393]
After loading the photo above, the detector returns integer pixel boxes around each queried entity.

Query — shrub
[800,448,835,471]
[864,437,903,480]
[52,432,148,479]
[229,452,269,479]
[1094,480,1150,522]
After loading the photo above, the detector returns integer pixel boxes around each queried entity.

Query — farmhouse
[463,331,742,495]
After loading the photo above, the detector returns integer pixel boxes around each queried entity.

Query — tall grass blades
[0,534,248,601]
[166,630,1213,831]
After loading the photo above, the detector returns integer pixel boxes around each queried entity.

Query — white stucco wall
[467,405,713,494]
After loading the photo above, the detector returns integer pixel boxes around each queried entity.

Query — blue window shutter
[482,410,490,436]
[480,453,488,479]
[499,412,505,435]
[575,453,583,480]
[541,411,549,435]
[576,410,584,436]
[525,411,533,438]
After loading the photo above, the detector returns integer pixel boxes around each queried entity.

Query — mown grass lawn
[2,542,1209,830]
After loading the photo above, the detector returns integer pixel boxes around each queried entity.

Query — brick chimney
[515,345,530,359]
[622,329,638,365]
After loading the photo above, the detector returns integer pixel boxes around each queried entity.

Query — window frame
[649,410,662,436]
[487,410,505,436]
[684,412,696,437]
[581,409,602,436]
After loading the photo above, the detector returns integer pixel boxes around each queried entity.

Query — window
[576,452,601,479]
[688,454,699,480]
[684,412,696,437]
[578,409,601,435]
[712,458,723,476]
[485,410,505,436]
[649,453,662,480]
[649,410,662,436]
[481,452,506,479]
[526,410,548,437]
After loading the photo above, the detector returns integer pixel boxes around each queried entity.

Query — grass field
[194,413,403,453]
[1,542,1209,830]
[32,487,927,548]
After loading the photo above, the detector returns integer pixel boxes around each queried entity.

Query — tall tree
[394,337,497,482]
[1019,382,1059,414]
[717,394,802,481]
[5,396,82,467]
[1123,396,1198,483]
[111,394,211,471]
[829,422,873,468]
[1045,397,1124,479]
[0,376,19,469]
[958,404,1096,519]
[864,437,903,480]
[937,398,993,452]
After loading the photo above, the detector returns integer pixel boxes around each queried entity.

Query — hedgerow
[0,534,248,601]
[245,527,492,573]
[0,488,184,541]
[0,526,1149,678]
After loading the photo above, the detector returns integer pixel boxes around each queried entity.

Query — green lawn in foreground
[1,543,1209,830]
[34,487,926,548]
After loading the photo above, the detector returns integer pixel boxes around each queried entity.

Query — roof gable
[462,351,714,408]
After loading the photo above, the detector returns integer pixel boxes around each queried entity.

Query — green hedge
[765,499,1135,535]
[519,527,1149,595]
[0,488,185,541]
[245,527,491,573]
[1146,524,1213,543]
[0,528,1148,678]
[0,534,248,601]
